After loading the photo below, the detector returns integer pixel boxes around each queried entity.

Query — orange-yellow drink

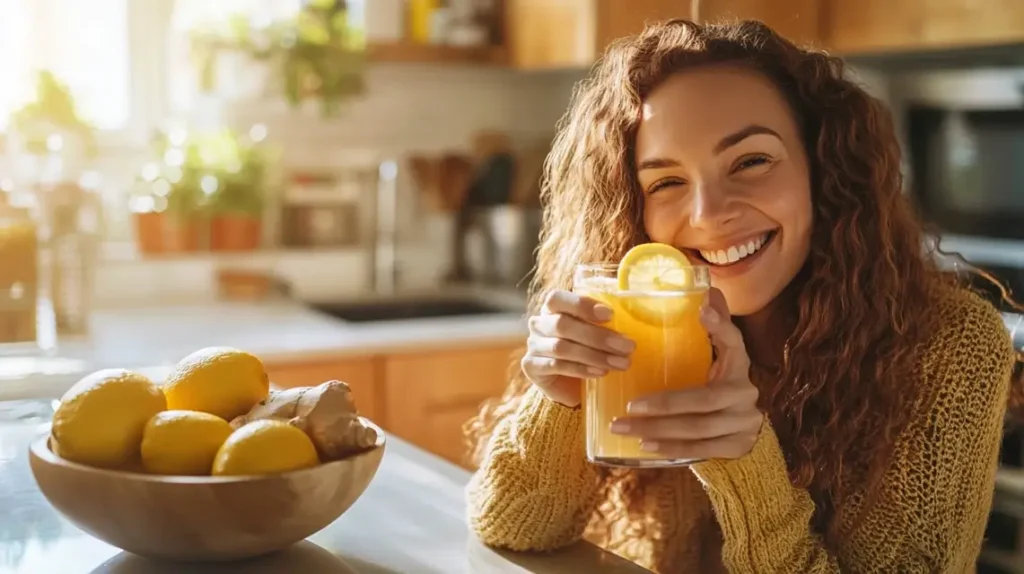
[574,244,712,467]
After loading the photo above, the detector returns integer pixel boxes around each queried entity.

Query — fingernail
[641,441,660,452]
[607,355,630,370]
[701,305,719,324]
[607,336,634,354]
[610,419,630,433]
[627,400,649,414]
[588,366,607,376]
[593,304,613,322]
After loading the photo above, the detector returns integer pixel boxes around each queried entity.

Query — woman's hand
[522,290,636,407]
[610,288,763,460]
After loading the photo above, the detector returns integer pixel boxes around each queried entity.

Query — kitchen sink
[309,297,514,323]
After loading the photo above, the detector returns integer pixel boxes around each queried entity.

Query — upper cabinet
[504,0,692,70]
[824,0,1024,54]
[696,0,822,47]
[498,0,1024,70]
[502,0,825,71]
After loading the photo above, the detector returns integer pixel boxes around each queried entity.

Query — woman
[465,18,1022,573]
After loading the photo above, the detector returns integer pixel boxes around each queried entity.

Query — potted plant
[204,131,270,252]
[185,0,366,116]
[131,131,204,255]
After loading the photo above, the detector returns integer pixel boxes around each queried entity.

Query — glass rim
[574,261,711,271]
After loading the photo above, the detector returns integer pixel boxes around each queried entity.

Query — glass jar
[0,194,55,356]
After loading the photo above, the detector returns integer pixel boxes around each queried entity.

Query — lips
[695,231,777,267]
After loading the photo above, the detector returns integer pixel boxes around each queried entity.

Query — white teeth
[699,233,770,266]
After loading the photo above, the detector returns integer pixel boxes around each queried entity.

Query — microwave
[906,104,1024,241]
[903,98,1024,318]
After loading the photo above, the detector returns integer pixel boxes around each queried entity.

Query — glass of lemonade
[574,244,712,468]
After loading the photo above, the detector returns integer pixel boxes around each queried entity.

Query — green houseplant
[188,0,366,117]
[202,129,272,252]
[132,127,272,254]
[131,132,205,255]
[8,71,97,159]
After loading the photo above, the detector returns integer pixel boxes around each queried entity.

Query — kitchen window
[0,0,174,146]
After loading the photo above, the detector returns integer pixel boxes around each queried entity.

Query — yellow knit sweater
[467,288,1017,573]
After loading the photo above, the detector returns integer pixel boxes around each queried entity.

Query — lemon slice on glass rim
[617,243,695,292]
[617,243,701,325]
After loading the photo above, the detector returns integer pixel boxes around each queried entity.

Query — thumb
[700,287,751,382]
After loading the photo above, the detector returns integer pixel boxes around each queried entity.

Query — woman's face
[635,65,814,317]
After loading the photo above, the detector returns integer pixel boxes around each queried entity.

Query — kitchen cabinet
[505,0,691,69]
[696,0,821,47]
[824,0,1024,54]
[266,357,383,423]
[383,344,521,467]
[264,342,521,468]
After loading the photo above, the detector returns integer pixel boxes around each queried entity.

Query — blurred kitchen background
[0,0,1023,571]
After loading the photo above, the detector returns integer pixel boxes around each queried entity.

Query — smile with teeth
[698,231,774,266]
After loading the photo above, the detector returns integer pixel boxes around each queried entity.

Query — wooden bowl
[29,418,385,562]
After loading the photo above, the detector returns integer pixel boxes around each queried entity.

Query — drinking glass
[574,263,712,468]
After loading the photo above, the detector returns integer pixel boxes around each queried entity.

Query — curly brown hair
[465,18,1024,548]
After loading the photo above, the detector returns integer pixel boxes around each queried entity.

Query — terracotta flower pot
[209,214,262,252]
[134,212,202,255]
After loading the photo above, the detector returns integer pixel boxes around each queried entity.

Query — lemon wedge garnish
[617,243,701,327]
[617,243,694,292]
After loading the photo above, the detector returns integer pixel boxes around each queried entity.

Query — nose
[689,182,741,230]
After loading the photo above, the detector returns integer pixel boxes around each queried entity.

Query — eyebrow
[636,124,783,171]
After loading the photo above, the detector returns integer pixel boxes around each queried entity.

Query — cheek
[641,198,678,243]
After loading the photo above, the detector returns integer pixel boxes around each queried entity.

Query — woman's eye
[647,178,685,194]
[733,154,773,173]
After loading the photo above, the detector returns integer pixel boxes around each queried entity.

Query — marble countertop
[0,397,650,574]
[0,294,528,402]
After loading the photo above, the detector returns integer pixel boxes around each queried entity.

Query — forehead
[638,64,798,151]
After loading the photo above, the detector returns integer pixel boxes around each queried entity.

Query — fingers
[699,288,750,381]
[636,432,760,461]
[610,409,763,441]
[625,381,758,416]
[531,337,630,371]
[542,289,612,323]
[528,313,634,356]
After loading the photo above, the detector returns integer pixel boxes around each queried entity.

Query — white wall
[90,64,585,307]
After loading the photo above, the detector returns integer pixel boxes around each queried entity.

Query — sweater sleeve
[690,294,1016,573]
[466,385,604,551]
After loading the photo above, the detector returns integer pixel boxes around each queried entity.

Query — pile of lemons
[50,347,319,477]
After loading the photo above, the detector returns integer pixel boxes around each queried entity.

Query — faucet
[371,159,399,295]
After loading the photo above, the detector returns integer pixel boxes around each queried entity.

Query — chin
[714,286,775,317]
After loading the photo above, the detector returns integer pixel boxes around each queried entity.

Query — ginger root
[230,380,378,460]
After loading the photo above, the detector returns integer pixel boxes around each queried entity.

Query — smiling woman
[636,67,812,317]
[465,18,1021,574]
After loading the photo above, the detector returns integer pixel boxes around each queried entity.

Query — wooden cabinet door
[921,0,1024,48]
[825,0,925,54]
[825,0,1024,54]
[593,0,693,55]
[697,0,821,47]
[506,0,691,70]
[383,343,522,467]
[265,357,383,424]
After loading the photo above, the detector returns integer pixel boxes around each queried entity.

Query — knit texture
[466,288,1016,573]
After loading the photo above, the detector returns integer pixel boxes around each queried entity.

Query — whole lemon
[51,369,166,469]
[162,347,270,421]
[140,410,233,476]
[212,420,319,477]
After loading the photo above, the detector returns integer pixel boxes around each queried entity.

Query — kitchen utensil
[447,133,519,284]
[439,154,475,211]
[29,418,386,562]
[511,138,550,208]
